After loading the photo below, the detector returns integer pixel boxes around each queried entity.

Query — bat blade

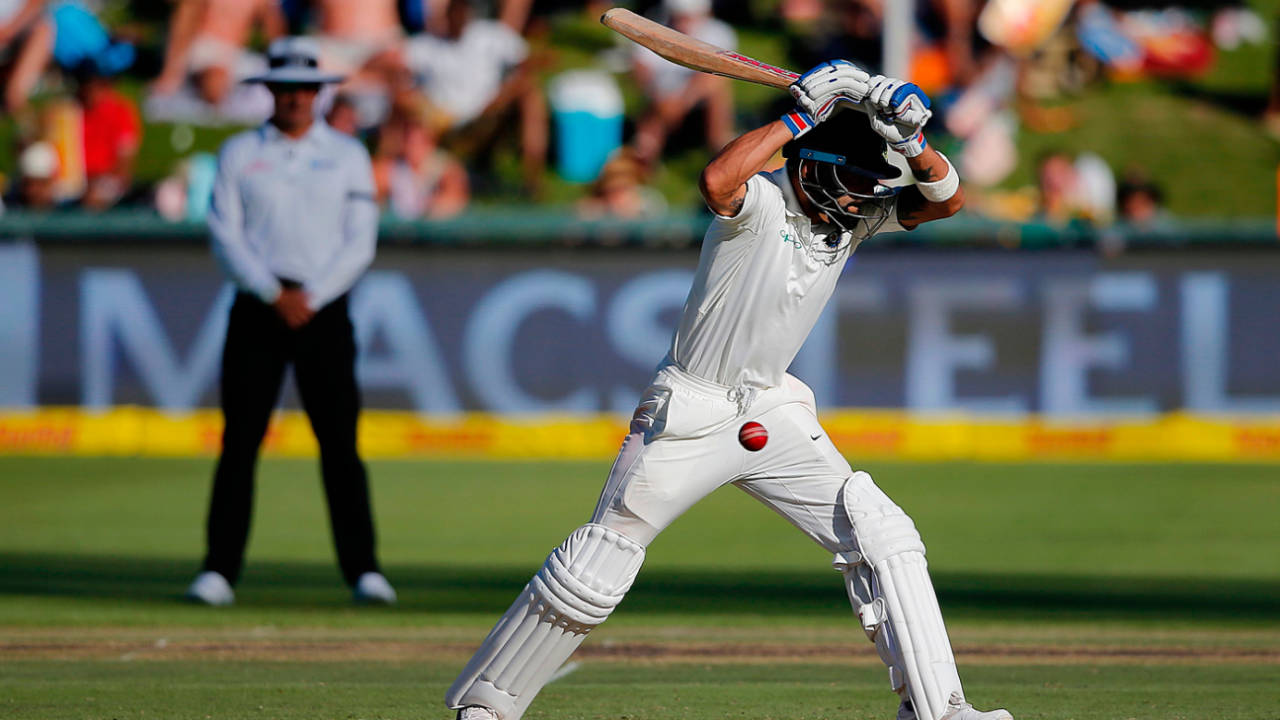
[601,8,799,90]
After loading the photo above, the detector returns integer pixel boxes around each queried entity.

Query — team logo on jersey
[780,228,801,249]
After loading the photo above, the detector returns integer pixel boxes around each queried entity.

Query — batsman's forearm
[905,144,952,184]
[899,141,963,224]
[702,121,793,191]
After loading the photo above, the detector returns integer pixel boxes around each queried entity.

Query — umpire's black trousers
[201,292,379,587]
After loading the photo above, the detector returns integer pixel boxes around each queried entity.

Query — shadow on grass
[1,552,1277,622]
[1168,81,1270,117]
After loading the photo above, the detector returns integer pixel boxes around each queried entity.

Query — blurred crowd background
[0,0,1275,233]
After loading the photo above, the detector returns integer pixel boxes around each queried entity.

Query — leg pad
[838,472,964,720]
[446,524,645,720]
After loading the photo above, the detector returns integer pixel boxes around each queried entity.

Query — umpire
[185,37,395,607]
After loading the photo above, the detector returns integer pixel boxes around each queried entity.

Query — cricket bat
[601,8,799,89]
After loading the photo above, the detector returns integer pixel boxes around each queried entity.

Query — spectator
[47,1,134,78]
[631,0,735,167]
[151,0,285,106]
[1036,150,1115,226]
[576,147,665,220]
[1037,151,1080,224]
[325,92,361,135]
[313,0,404,103]
[2,140,60,210]
[929,0,980,86]
[398,0,441,35]
[0,0,51,112]
[779,0,823,26]
[153,151,218,221]
[979,0,1079,59]
[785,1,882,77]
[75,60,142,210]
[373,103,470,219]
[399,0,547,192]
[314,0,403,70]
[787,0,978,91]
[1117,171,1171,229]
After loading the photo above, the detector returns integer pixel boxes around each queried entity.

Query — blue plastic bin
[549,71,624,183]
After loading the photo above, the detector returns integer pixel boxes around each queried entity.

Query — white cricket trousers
[584,364,969,720]
[592,362,860,554]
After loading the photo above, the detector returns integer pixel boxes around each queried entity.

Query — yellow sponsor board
[2,408,1280,462]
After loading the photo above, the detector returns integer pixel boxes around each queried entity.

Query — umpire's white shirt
[208,121,379,310]
[669,169,903,391]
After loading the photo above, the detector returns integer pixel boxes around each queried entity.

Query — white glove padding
[863,102,929,157]
[862,76,933,157]
[865,75,933,130]
[789,59,872,123]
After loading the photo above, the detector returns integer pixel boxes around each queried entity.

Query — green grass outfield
[1,457,1278,719]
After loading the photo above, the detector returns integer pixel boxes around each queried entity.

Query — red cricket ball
[738,421,768,451]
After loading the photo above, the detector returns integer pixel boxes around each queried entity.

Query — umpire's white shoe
[352,572,397,605]
[456,706,499,720]
[185,571,234,606]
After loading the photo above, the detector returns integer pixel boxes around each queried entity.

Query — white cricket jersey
[668,168,904,390]
[207,121,379,310]
[404,20,529,126]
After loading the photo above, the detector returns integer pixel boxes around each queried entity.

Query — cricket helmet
[782,106,901,237]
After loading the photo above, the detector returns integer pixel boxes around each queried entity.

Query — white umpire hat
[244,37,345,85]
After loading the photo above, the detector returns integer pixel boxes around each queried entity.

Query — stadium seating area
[0,0,1275,236]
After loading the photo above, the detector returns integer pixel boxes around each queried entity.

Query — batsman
[447,60,1013,720]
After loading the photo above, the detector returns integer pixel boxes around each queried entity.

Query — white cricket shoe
[940,699,1013,720]
[898,696,1013,720]
[352,572,397,605]
[456,706,499,720]
[185,571,234,606]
